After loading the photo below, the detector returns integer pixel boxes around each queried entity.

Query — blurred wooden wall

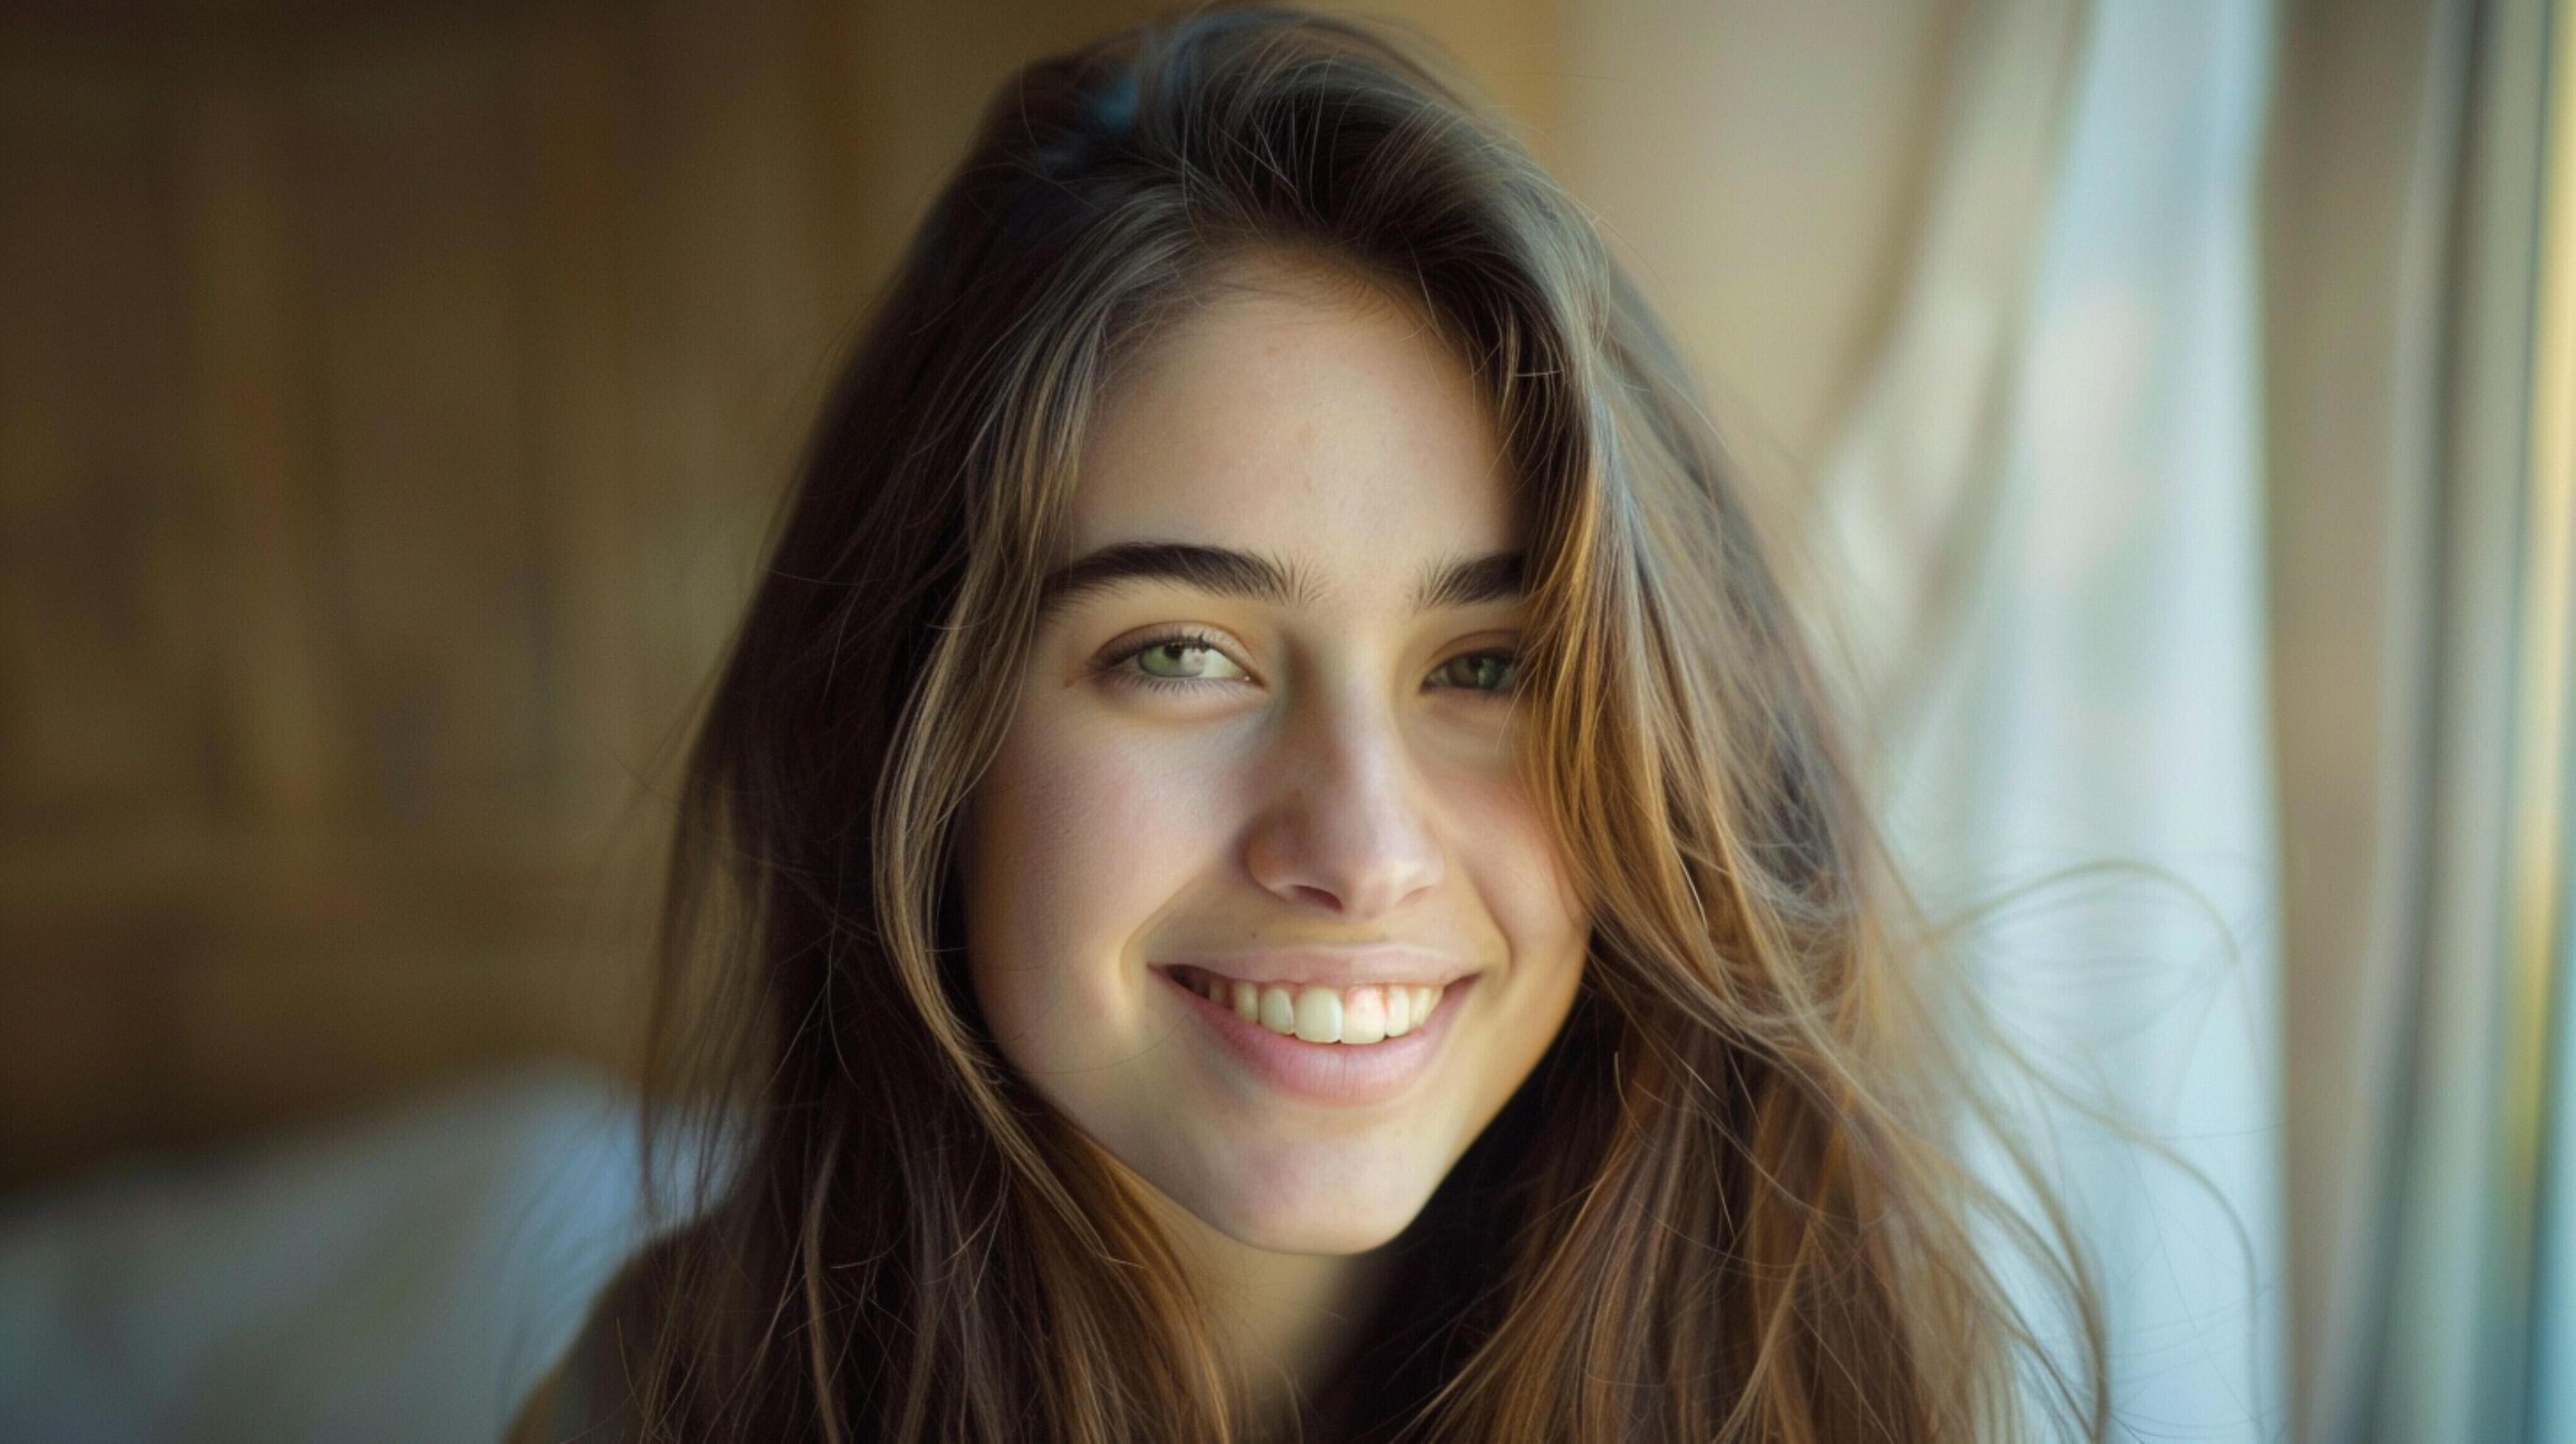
[0,0,1567,1187]
[0,0,1942,1187]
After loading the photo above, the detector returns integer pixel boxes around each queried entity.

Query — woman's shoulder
[507,1226,699,1444]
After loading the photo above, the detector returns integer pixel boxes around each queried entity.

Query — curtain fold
[2259,1,2468,1437]
[2373,0,2563,1435]
[1813,1,2289,1434]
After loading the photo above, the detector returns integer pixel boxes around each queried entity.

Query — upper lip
[1156,947,1479,989]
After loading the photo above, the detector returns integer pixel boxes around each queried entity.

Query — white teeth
[1292,986,1341,1042]
[1258,985,1296,1034]
[1187,972,1454,1046]
[1342,986,1387,1045]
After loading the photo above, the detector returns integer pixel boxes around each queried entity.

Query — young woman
[513,8,2103,1440]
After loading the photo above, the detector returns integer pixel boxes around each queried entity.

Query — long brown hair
[606,7,2107,1440]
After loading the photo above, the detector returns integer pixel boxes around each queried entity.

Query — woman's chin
[1215,1210,1417,1258]
[1165,1163,1440,1257]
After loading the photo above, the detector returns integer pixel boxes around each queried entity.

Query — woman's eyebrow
[1037,541,1525,619]
[1409,548,1526,613]
[1039,542,1309,615]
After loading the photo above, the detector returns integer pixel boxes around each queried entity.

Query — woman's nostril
[1242,802,1446,919]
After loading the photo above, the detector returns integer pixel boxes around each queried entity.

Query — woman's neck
[1148,1194,1398,1429]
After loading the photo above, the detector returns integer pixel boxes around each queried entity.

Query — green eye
[1431,651,1520,693]
[1116,632,1249,685]
[1140,641,1213,677]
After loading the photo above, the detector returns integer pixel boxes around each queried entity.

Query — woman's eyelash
[1428,650,1523,695]
[1095,632,1524,696]
[1098,630,1245,693]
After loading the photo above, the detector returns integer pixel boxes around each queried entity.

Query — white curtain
[1814,0,2289,1435]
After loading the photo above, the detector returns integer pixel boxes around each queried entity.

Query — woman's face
[959,256,1590,1256]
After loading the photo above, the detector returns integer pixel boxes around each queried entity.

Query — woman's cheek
[1507,809,1590,964]
[1455,766,1590,996]
[969,708,1247,1058]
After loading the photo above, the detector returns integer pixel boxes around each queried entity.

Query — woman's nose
[1240,693,1445,919]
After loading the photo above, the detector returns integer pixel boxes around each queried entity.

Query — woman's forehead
[1065,257,1520,591]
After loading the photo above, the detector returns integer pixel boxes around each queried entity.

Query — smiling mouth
[1162,964,1448,1045]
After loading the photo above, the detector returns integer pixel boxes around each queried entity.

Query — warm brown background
[0,0,1958,1188]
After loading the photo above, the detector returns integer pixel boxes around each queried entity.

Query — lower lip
[1157,970,1477,1107]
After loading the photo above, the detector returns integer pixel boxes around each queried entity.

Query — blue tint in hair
[992,63,1145,255]
[1087,66,1140,137]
